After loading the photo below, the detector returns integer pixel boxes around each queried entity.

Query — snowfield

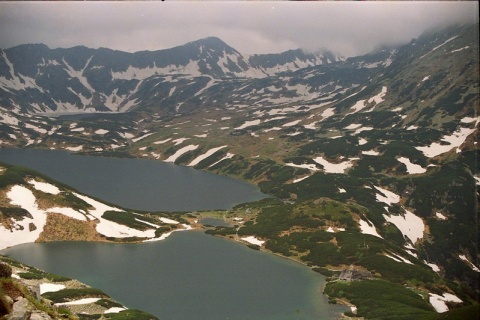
[39,283,66,295]
[73,193,157,239]
[28,179,61,194]
[313,156,356,174]
[0,185,47,249]
[383,209,424,244]
[397,157,426,174]
[358,218,383,238]
[235,119,261,130]
[285,162,319,172]
[415,126,475,157]
[429,293,462,313]
[384,252,413,265]
[165,145,199,163]
[459,255,480,272]
[188,145,227,167]
[374,186,400,206]
[241,236,265,246]
[0,181,194,250]
[208,152,235,168]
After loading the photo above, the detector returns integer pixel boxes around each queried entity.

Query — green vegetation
[42,288,108,303]
[104,309,158,320]
[0,207,32,220]
[325,280,437,319]
[95,299,124,309]
[436,303,480,320]
[17,267,71,282]
[102,210,156,230]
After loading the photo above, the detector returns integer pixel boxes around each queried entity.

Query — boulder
[6,297,32,320]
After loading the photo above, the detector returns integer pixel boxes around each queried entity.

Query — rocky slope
[0,258,158,320]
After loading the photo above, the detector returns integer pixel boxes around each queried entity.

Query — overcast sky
[0,1,478,57]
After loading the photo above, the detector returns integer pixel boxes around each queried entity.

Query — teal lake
[1,232,348,319]
[0,148,348,319]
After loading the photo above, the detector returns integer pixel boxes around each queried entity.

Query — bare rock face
[6,297,31,320]
[0,294,14,315]
[29,311,52,320]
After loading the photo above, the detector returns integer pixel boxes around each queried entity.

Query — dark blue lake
[0,148,267,212]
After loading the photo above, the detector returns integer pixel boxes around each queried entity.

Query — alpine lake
[0,148,348,319]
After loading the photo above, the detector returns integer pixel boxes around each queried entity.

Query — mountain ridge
[0,35,344,114]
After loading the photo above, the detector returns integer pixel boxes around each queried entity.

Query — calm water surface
[0,148,267,211]
[0,148,347,318]
[1,232,347,319]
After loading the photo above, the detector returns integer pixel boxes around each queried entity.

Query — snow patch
[165,145,199,163]
[105,307,128,314]
[65,145,83,152]
[154,138,172,145]
[28,179,61,195]
[383,210,424,244]
[48,207,86,221]
[241,236,265,246]
[415,126,475,157]
[0,186,47,249]
[188,145,227,167]
[362,150,379,156]
[358,218,383,238]
[285,162,319,171]
[435,212,447,220]
[374,186,400,206]
[425,261,441,272]
[313,156,355,174]
[40,283,66,295]
[95,129,109,135]
[429,293,462,313]
[384,252,413,264]
[131,133,154,143]
[320,107,335,119]
[56,298,101,306]
[459,255,480,272]
[159,217,180,225]
[73,193,156,238]
[208,153,235,168]
[172,138,189,145]
[235,119,261,130]
[397,157,426,174]
[292,174,312,184]
[344,123,362,130]
[283,120,301,127]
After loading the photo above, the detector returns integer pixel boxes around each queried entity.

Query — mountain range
[0,22,479,319]
[0,36,343,114]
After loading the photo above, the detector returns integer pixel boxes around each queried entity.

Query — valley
[0,22,479,319]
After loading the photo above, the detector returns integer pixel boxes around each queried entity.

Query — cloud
[0,1,477,57]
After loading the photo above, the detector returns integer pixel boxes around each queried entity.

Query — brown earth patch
[0,188,13,208]
[1,281,24,301]
[34,193,60,211]
[37,213,106,242]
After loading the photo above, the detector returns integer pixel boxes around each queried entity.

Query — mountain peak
[184,36,238,54]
